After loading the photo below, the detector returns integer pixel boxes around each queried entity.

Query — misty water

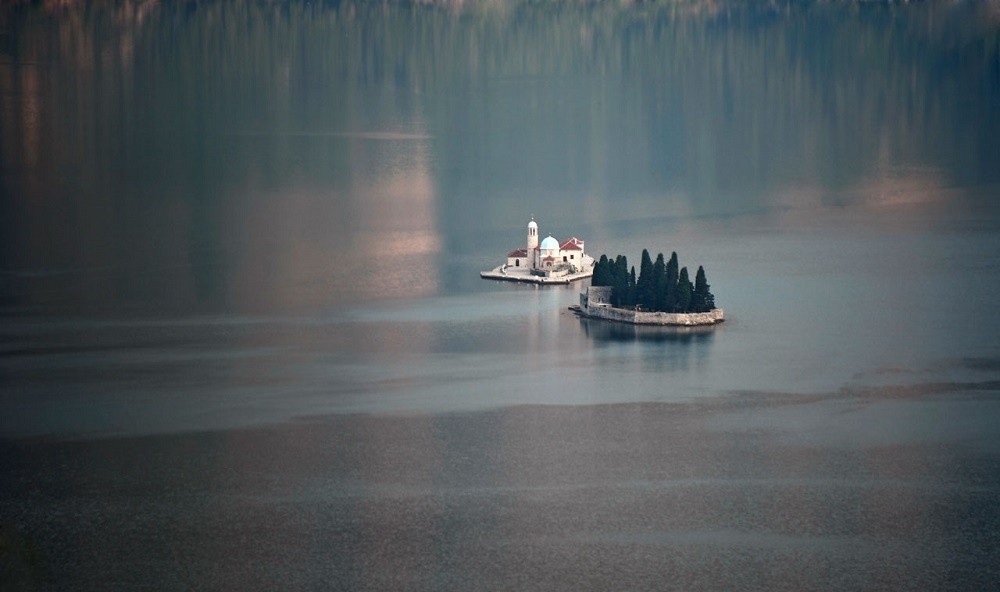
[2,2,1000,590]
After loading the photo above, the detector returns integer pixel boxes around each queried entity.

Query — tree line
[591,250,716,313]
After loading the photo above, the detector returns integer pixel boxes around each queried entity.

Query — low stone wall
[581,303,724,326]
[481,266,593,285]
[578,286,723,326]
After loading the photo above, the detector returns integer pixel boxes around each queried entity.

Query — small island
[575,250,724,326]
[480,217,596,285]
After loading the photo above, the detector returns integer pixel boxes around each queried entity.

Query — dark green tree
[676,266,693,313]
[628,266,637,308]
[665,251,679,311]
[652,253,667,311]
[636,249,654,310]
[692,265,714,312]
[610,255,630,307]
[592,255,610,286]
[618,256,630,306]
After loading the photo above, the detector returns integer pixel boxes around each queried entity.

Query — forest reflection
[1,0,997,314]
[3,0,996,201]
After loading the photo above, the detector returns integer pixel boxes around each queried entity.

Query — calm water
[2,1,1000,590]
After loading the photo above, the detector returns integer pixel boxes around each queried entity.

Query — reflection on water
[579,315,719,373]
[221,131,441,312]
[579,316,719,344]
[2,0,998,315]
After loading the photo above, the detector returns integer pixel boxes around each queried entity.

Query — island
[480,217,596,285]
[574,250,724,326]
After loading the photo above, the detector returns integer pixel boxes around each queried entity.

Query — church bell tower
[527,216,538,252]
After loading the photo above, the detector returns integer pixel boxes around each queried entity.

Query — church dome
[527,219,538,229]
[540,236,559,250]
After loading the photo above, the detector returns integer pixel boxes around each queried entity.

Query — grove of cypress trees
[590,251,717,313]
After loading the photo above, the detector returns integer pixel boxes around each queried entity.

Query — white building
[504,218,593,275]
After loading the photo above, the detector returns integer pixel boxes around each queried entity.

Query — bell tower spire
[526,215,539,252]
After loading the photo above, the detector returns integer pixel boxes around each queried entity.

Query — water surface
[1,1,999,590]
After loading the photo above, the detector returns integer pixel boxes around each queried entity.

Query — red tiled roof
[542,256,556,262]
[507,248,528,258]
[559,237,583,250]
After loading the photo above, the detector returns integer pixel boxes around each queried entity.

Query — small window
[515,259,520,267]
[570,255,575,259]
[563,256,567,262]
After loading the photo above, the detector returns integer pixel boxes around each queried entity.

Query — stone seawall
[480,266,594,285]
[580,304,724,326]
[577,286,723,326]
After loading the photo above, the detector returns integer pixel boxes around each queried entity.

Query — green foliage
[592,254,639,308]
[676,266,693,313]
[611,255,631,307]
[592,255,611,287]
[628,266,637,308]
[652,253,666,311]
[592,250,716,314]
[636,249,654,310]
[692,265,715,313]
[665,251,679,312]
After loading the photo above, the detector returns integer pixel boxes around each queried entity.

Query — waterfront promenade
[480,264,594,285]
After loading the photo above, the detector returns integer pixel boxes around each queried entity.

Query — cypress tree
[676,267,693,313]
[628,266,637,308]
[611,255,629,306]
[665,252,679,311]
[617,256,629,295]
[618,256,629,306]
[703,273,715,311]
[606,256,618,304]
[637,249,654,310]
[652,253,667,312]
[693,265,711,312]
[592,255,610,286]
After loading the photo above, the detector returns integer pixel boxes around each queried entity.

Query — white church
[490,217,595,281]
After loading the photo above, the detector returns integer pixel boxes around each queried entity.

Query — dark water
[2,1,1000,590]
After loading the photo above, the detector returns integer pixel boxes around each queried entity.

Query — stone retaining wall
[579,286,724,326]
